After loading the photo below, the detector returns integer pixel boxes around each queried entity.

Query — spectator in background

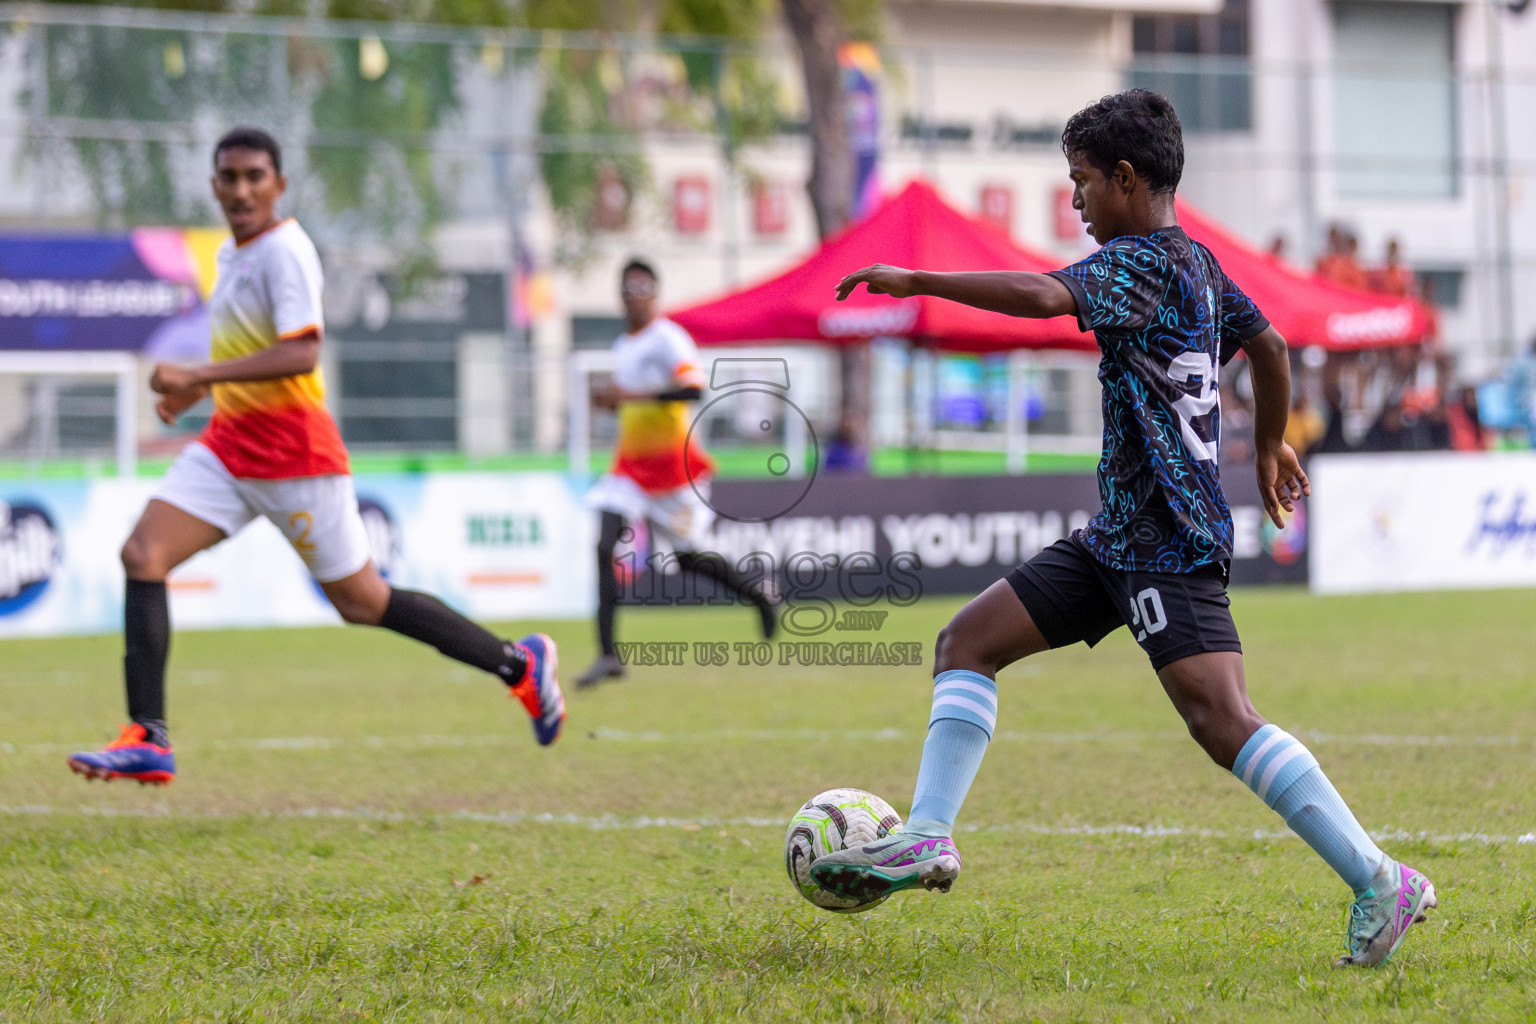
[823,409,869,473]
[1266,234,1287,263]
[1314,224,1345,281]
[1316,224,1369,292]
[1362,398,1417,452]
[1219,374,1255,465]
[1315,356,1354,453]
[1419,395,1452,450]
[1373,238,1417,298]
[1284,392,1327,457]
[1447,385,1492,451]
[1340,234,1370,291]
[1507,337,1536,446]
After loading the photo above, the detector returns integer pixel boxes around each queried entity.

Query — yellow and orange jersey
[610,317,714,493]
[198,218,349,480]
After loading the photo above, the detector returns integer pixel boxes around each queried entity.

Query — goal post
[0,351,139,478]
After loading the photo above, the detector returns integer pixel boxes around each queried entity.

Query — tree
[781,0,882,461]
[780,0,852,239]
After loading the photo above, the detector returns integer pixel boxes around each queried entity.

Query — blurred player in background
[576,259,777,688]
[68,127,565,786]
[813,91,1435,969]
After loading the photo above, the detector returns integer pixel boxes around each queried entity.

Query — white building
[0,1,1529,457]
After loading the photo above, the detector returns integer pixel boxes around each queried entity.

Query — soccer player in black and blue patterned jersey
[812,90,1435,968]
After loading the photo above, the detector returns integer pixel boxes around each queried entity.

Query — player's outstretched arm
[151,333,321,398]
[835,265,1076,320]
[1242,325,1309,529]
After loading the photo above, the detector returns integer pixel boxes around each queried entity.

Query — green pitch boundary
[0,446,1099,481]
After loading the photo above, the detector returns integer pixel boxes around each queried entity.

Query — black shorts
[1005,533,1241,671]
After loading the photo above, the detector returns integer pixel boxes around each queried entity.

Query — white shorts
[152,443,372,583]
[586,473,714,552]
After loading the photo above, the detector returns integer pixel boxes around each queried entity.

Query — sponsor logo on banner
[1262,502,1307,566]
[1466,490,1536,558]
[466,512,543,547]
[358,496,400,575]
[0,279,194,318]
[1325,305,1415,346]
[0,499,61,615]
[1311,453,1536,593]
[817,298,919,338]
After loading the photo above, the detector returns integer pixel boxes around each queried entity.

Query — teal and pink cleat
[810,832,963,905]
[67,723,176,786]
[510,633,565,746]
[1337,860,1438,967]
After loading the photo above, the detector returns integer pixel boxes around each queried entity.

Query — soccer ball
[784,788,903,913]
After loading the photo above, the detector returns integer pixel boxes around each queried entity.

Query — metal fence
[0,2,1530,465]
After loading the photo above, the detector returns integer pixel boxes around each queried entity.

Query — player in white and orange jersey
[575,259,777,688]
[68,128,564,786]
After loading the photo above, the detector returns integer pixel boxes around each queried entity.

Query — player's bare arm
[1241,324,1310,528]
[151,332,321,408]
[153,385,209,426]
[835,265,1077,320]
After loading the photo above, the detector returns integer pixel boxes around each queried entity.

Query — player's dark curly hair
[1061,90,1183,194]
[214,127,282,174]
[621,257,658,283]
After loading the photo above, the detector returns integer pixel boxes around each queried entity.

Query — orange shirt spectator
[1373,238,1416,297]
[1317,232,1369,291]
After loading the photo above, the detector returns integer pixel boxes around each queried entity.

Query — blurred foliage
[535,47,648,264]
[303,36,457,245]
[20,0,880,249]
[29,25,197,226]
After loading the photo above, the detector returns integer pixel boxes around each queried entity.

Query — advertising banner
[0,472,593,638]
[0,230,225,355]
[683,461,1306,602]
[0,461,1307,638]
[1310,452,1536,594]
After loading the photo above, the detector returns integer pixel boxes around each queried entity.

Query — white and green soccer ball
[784,788,903,913]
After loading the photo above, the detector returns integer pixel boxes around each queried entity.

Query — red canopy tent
[670,179,1093,353]
[1176,201,1435,351]
[671,178,1435,354]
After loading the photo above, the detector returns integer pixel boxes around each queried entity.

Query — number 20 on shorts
[1129,587,1167,642]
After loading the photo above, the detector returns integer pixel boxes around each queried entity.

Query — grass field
[2,587,1535,1022]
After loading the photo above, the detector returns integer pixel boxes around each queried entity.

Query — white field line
[0,802,1531,848]
[8,726,1536,757]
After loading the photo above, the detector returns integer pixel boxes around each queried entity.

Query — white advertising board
[1310,452,1536,594]
[0,472,596,638]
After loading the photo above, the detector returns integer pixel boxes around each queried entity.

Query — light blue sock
[1232,724,1389,892]
[905,670,997,837]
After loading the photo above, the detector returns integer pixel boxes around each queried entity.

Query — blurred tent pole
[1005,350,1029,476]
[1486,0,1516,357]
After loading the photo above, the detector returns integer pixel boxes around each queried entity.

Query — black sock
[676,551,779,638]
[596,512,623,658]
[379,589,528,684]
[124,579,170,731]
[676,551,770,606]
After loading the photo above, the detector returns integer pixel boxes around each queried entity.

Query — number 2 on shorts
[1128,587,1167,642]
[288,510,316,553]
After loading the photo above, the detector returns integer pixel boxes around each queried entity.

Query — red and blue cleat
[68,723,175,786]
[510,633,565,746]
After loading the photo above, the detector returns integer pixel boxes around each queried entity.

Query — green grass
[2,588,1535,1021]
[0,446,1097,481]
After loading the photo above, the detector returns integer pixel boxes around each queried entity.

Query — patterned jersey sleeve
[1204,245,1270,365]
[1045,238,1170,336]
